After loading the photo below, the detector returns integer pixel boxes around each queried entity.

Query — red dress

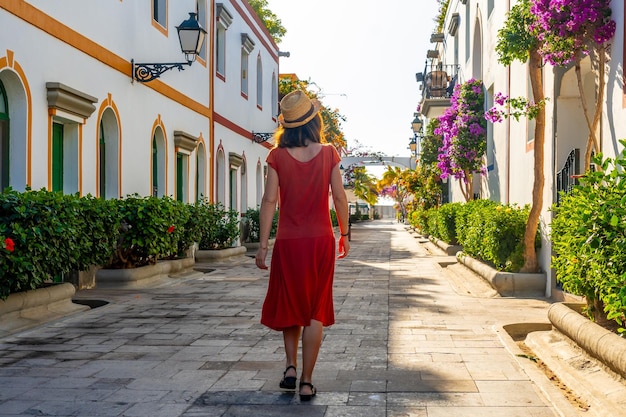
[261,144,341,331]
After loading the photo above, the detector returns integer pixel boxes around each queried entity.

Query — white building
[0,0,277,211]
[417,0,626,297]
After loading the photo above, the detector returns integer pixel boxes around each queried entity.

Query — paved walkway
[0,220,582,416]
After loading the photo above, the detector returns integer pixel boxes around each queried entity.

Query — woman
[255,90,350,401]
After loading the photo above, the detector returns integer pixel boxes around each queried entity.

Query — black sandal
[279,365,297,390]
[299,382,317,401]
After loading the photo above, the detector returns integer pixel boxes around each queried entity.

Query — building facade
[0,0,277,213]
[417,0,626,296]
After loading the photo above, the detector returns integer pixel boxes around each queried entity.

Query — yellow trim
[0,0,209,117]
[0,49,33,187]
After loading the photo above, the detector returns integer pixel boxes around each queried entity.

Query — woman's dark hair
[275,114,325,148]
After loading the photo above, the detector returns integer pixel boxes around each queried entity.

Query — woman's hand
[255,247,269,269]
[337,236,350,259]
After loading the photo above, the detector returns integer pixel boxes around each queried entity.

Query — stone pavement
[0,220,588,416]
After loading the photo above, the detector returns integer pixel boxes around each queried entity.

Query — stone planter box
[242,238,275,251]
[0,283,89,337]
[456,252,546,297]
[195,246,247,261]
[430,236,463,256]
[96,257,195,288]
[548,302,626,380]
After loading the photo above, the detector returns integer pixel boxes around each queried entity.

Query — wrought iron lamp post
[132,12,207,83]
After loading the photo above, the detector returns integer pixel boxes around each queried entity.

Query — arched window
[256,55,263,109]
[256,161,262,207]
[0,81,8,191]
[98,109,120,199]
[196,141,206,200]
[152,127,166,197]
[240,158,247,213]
[216,148,226,205]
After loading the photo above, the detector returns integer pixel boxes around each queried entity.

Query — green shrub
[552,144,626,331]
[429,202,463,244]
[0,189,120,299]
[107,194,186,268]
[460,200,532,272]
[197,200,240,249]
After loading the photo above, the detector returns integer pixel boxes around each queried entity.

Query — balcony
[415,63,459,119]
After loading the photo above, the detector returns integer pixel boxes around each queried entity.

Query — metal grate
[556,148,579,205]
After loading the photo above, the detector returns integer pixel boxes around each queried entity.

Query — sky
[266,0,442,161]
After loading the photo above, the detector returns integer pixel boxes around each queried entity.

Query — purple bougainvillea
[530,0,616,66]
[435,79,487,185]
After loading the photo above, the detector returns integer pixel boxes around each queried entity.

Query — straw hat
[278,90,321,128]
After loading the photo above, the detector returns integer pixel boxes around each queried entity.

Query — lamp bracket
[132,59,191,83]
[252,132,273,143]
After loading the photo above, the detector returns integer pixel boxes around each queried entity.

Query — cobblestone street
[0,221,579,416]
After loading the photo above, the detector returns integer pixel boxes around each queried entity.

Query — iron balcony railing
[416,63,460,100]
[556,148,580,205]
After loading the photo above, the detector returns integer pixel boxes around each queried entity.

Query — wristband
[341,233,349,237]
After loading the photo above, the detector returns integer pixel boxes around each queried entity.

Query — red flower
[167,226,175,234]
[4,237,14,252]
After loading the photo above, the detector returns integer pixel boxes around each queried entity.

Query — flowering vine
[529,0,615,66]
[435,78,487,201]
[485,92,548,124]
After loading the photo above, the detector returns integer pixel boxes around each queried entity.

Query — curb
[0,283,89,337]
[548,302,626,380]
[96,257,196,288]
[457,252,546,297]
[195,246,247,261]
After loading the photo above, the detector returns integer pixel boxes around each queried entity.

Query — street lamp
[132,12,207,83]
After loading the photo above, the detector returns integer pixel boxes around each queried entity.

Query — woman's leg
[282,326,301,378]
[300,319,323,394]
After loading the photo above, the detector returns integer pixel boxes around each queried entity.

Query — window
[216,148,226,205]
[488,0,494,16]
[256,55,263,109]
[216,26,226,77]
[196,141,206,200]
[241,34,255,97]
[0,81,8,191]
[153,0,167,29]
[152,129,166,197]
[256,162,262,206]
[176,153,187,202]
[196,0,208,61]
[52,123,64,192]
[240,161,247,214]
[98,109,120,199]
[216,4,233,79]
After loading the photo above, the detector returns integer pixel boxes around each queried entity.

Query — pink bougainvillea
[435,79,487,185]
[530,0,616,66]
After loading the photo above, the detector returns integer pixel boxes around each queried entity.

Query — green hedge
[552,144,626,332]
[410,199,536,272]
[0,189,241,299]
[0,189,119,297]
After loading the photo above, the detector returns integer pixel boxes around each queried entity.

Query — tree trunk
[520,49,545,273]
[577,48,605,170]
